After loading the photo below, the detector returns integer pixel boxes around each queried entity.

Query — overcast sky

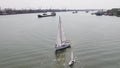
[0,0,120,9]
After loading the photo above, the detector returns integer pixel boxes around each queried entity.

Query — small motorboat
[69,52,75,66]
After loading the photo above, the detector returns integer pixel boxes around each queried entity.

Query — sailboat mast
[59,16,62,44]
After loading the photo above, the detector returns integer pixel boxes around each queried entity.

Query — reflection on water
[55,48,75,68]
[55,50,67,68]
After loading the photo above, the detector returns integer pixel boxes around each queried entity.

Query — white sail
[61,23,66,42]
[56,16,62,47]
[56,16,66,47]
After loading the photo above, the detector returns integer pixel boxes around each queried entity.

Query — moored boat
[38,12,56,18]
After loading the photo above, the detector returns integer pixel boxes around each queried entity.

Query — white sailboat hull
[55,43,71,51]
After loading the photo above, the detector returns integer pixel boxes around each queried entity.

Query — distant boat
[55,16,71,51]
[38,12,56,18]
[69,51,75,66]
[94,11,104,16]
[95,12,103,16]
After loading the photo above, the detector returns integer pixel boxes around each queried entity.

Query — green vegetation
[107,8,120,17]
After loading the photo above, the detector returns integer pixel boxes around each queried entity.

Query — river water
[0,12,120,68]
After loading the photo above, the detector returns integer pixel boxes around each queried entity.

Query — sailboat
[55,16,71,51]
[69,51,75,66]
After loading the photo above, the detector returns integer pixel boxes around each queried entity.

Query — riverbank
[93,8,120,17]
[0,9,65,15]
[0,8,96,15]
